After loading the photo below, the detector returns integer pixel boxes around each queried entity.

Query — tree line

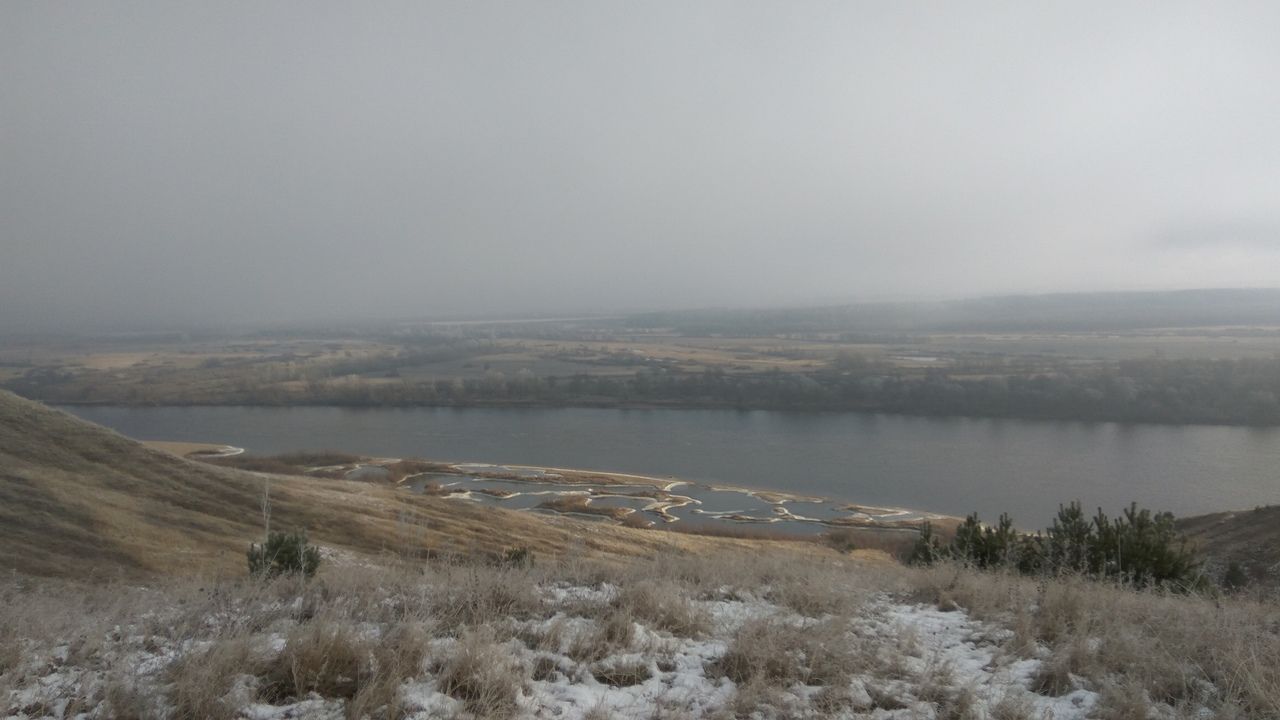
[11,355,1280,425]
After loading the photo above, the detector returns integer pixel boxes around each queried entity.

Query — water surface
[61,405,1280,527]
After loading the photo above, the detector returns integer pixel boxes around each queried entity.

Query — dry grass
[569,607,637,663]
[428,562,542,629]
[988,692,1037,720]
[436,628,526,719]
[261,623,371,701]
[168,636,265,720]
[709,616,862,688]
[100,674,151,719]
[906,562,1280,717]
[661,522,927,563]
[590,659,651,687]
[611,581,710,638]
[1,548,1279,719]
[346,621,432,718]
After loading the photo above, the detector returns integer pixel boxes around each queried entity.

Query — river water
[60,405,1280,527]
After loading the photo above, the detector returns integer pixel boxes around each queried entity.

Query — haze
[3,1,1280,330]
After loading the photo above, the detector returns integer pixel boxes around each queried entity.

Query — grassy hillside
[0,390,764,579]
[1179,505,1280,589]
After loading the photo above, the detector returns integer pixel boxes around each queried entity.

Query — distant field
[917,330,1280,361]
[5,316,1280,424]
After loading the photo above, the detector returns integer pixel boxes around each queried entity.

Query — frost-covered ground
[0,587,1104,719]
[4,591,1094,720]
[1,554,1267,719]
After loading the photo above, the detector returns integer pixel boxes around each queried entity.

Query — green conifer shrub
[908,502,1201,589]
[248,530,322,579]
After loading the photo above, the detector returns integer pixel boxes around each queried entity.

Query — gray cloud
[3,1,1280,329]
[1151,219,1280,250]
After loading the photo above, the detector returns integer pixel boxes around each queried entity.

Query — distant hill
[0,390,715,579]
[625,288,1280,334]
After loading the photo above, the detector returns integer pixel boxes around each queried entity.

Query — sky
[3,1,1280,329]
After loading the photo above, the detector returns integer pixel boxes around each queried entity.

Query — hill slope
[0,390,746,579]
[1179,505,1280,588]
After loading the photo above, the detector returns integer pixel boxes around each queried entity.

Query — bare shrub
[1034,580,1087,644]
[812,683,857,714]
[101,676,151,720]
[914,659,956,705]
[769,573,859,618]
[531,655,559,682]
[728,679,789,717]
[430,563,540,631]
[865,683,910,710]
[519,616,568,655]
[709,616,860,688]
[569,608,636,663]
[935,685,979,720]
[591,659,652,687]
[1029,636,1091,696]
[1094,681,1154,720]
[167,636,263,720]
[0,625,19,676]
[347,622,431,719]
[989,692,1036,720]
[437,629,526,719]
[612,581,709,637]
[710,618,802,686]
[260,623,370,702]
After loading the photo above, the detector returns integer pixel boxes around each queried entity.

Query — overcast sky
[3,2,1280,329]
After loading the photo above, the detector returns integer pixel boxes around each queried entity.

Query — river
[60,405,1280,527]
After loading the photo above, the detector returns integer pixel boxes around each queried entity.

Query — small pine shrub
[907,521,947,566]
[952,512,1018,568]
[247,530,321,579]
[910,502,1200,589]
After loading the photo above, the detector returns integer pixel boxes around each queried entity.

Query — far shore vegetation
[7,291,1280,425]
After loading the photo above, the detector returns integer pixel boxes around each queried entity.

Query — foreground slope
[0,390,755,579]
[4,546,1279,719]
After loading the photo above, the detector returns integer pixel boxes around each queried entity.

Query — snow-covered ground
[0,578,1124,720]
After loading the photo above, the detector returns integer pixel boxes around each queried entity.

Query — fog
[3,2,1279,329]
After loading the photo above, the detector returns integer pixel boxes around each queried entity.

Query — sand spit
[184,447,952,535]
[141,440,244,459]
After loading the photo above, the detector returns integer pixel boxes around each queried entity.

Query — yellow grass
[141,440,240,458]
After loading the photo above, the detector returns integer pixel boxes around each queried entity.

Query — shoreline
[142,440,244,459]
[187,444,956,535]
